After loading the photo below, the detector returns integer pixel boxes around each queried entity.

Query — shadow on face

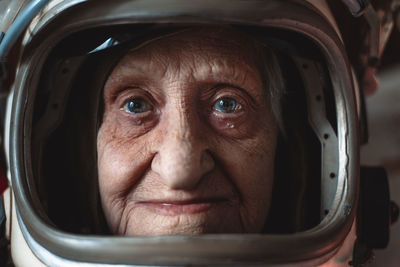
[97,27,278,236]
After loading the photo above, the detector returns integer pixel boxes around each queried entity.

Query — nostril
[151,146,214,190]
[150,152,161,172]
[201,150,215,173]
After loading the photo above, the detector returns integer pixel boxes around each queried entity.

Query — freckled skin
[97,28,278,236]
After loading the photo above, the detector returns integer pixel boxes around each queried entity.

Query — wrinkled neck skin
[97,27,278,236]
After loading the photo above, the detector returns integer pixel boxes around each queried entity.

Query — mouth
[136,198,226,216]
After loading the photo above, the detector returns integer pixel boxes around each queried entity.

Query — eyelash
[121,97,152,114]
[212,97,242,114]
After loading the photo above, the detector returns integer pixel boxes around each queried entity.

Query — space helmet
[0,0,396,266]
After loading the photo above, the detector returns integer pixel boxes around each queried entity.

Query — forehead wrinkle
[160,32,263,88]
[145,39,261,88]
[118,49,170,79]
[196,57,261,87]
[109,27,264,98]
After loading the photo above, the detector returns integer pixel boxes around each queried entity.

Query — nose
[151,106,215,190]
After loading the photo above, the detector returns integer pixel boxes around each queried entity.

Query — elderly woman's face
[97,28,278,236]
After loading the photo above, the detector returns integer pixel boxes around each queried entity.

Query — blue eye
[123,98,151,114]
[214,97,240,113]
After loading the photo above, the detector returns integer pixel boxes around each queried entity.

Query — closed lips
[135,198,228,215]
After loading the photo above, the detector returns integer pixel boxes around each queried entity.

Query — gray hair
[255,42,286,132]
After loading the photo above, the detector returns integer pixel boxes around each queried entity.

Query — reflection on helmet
[0,0,397,266]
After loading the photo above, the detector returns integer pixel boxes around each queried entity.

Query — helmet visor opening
[29,24,337,235]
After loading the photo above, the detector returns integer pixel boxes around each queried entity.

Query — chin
[122,212,246,236]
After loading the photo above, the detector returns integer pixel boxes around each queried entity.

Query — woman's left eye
[213,97,241,113]
[122,98,152,114]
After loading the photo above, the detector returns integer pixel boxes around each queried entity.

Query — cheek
[215,106,277,183]
[96,112,155,215]
[230,135,276,201]
[215,117,277,230]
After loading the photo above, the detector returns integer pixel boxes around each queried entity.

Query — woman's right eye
[122,98,152,114]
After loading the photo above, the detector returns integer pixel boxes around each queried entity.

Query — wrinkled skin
[97,28,278,236]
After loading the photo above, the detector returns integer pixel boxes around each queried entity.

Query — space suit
[0,0,397,266]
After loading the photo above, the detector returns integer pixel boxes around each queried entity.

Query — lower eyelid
[119,111,159,129]
[209,116,243,132]
[210,110,245,123]
[120,108,152,117]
